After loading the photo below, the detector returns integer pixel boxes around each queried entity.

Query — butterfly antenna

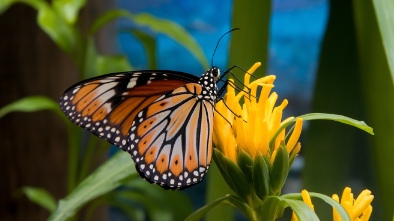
[211,28,240,67]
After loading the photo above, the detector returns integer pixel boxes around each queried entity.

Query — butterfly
[59,67,221,189]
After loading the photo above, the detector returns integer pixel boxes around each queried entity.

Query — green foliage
[260,196,319,221]
[48,152,136,221]
[88,9,209,70]
[201,113,371,220]
[0,96,62,119]
[187,190,351,221]
[355,1,394,219]
[204,1,272,220]
[283,192,351,221]
[1,1,205,220]
[373,0,394,84]
[20,187,57,212]
[303,0,393,219]
[2,0,389,219]
[270,113,374,149]
[221,1,379,216]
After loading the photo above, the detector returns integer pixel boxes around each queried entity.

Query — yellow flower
[292,188,373,221]
[213,62,303,162]
[332,187,374,221]
[291,190,314,221]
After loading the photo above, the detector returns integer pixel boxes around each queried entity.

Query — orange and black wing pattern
[129,83,214,189]
[59,70,199,151]
[60,67,219,189]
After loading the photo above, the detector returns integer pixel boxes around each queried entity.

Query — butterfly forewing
[59,71,199,151]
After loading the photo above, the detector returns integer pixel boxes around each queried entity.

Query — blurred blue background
[117,0,328,115]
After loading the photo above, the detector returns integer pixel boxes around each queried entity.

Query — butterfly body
[60,67,220,189]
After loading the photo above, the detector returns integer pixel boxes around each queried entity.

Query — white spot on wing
[127,78,137,89]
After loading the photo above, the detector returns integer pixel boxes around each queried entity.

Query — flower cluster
[204,62,374,221]
[213,62,303,199]
[292,188,373,221]
[332,187,374,221]
[213,62,303,163]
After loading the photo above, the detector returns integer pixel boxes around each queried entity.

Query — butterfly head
[211,66,220,81]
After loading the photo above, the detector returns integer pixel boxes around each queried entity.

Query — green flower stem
[245,191,265,221]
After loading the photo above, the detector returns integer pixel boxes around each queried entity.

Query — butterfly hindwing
[128,83,214,189]
[59,71,199,151]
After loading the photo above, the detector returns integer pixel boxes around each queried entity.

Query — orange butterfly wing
[60,68,219,189]
[128,83,214,189]
[60,71,199,151]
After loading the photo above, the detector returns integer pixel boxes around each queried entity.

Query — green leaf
[132,13,209,69]
[48,151,138,221]
[96,55,133,75]
[302,1,381,218]
[89,9,209,69]
[21,187,57,212]
[185,194,252,221]
[53,0,86,24]
[35,1,79,56]
[270,113,374,147]
[355,1,394,219]
[299,113,374,134]
[82,37,133,78]
[0,96,61,118]
[282,192,351,221]
[88,9,126,35]
[0,0,15,15]
[261,196,319,220]
[373,0,394,85]
[2,0,80,56]
[82,37,99,78]
[309,192,350,221]
[260,196,287,221]
[283,199,319,221]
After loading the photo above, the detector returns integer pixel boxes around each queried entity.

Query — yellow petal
[302,189,314,210]
[332,194,341,221]
[341,187,353,206]
[354,189,372,207]
[286,118,303,152]
[360,205,372,221]
[351,195,374,220]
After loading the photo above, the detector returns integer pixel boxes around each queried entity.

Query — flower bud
[269,144,289,194]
